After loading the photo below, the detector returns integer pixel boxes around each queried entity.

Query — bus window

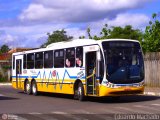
[35,52,43,69]
[76,47,83,67]
[54,49,64,68]
[44,50,53,68]
[27,53,35,69]
[23,54,27,69]
[65,48,75,67]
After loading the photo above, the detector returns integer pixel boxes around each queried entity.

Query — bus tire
[77,82,85,101]
[32,81,38,96]
[25,80,31,95]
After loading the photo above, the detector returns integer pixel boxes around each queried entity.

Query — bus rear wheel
[25,80,31,95]
[32,81,38,96]
[77,82,85,101]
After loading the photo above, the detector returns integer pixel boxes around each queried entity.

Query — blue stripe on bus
[12,76,85,79]
[12,69,86,80]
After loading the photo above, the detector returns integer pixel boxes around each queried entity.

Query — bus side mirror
[97,51,101,61]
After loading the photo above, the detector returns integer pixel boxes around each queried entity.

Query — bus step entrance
[86,51,97,96]
[86,77,96,95]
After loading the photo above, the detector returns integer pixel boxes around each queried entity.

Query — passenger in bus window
[76,58,82,67]
[66,59,71,67]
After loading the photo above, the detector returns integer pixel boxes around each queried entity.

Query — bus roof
[12,39,140,55]
[98,39,139,43]
[46,39,96,48]
[12,39,97,55]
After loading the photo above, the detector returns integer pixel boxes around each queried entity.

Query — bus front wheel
[77,82,85,101]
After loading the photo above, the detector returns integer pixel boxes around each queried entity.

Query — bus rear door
[15,55,23,89]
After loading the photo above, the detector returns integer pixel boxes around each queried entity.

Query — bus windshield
[102,41,144,84]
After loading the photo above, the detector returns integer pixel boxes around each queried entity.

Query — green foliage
[87,27,92,39]
[0,77,6,82]
[2,65,11,70]
[0,44,10,54]
[79,36,85,39]
[41,29,73,47]
[143,13,160,52]
[85,24,143,42]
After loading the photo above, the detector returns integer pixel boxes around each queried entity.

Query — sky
[0,0,159,48]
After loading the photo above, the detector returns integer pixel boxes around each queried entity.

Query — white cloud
[87,13,150,36]
[19,0,151,22]
[107,13,150,28]
[0,23,69,48]
[19,4,54,21]
[66,27,86,38]
[0,12,150,48]
[0,0,153,48]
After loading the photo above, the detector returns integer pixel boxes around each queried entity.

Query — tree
[0,45,9,54]
[109,25,143,40]
[87,27,92,39]
[85,24,143,42]
[41,29,73,47]
[143,13,160,52]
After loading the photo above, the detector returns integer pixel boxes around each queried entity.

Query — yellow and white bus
[12,39,145,101]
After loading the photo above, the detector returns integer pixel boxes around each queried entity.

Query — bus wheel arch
[74,79,85,101]
[31,79,38,96]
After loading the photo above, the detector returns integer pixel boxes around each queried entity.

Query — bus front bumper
[99,85,144,97]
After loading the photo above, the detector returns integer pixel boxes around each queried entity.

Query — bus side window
[27,53,35,69]
[65,48,75,67]
[35,52,43,69]
[54,49,64,68]
[44,50,53,68]
[76,47,83,67]
[23,54,27,69]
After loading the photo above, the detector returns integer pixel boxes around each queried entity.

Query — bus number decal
[52,70,56,77]
[77,71,84,79]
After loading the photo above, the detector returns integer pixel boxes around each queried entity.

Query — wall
[144,52,160,87]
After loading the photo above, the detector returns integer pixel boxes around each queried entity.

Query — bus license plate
[124,87,131,91]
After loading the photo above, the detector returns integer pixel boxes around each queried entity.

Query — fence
[144,52,160,87]
[0,64,11,82]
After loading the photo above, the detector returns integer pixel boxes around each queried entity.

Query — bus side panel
[36,80,74,94]
[12,77,25,90]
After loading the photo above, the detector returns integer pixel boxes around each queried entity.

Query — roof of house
[8,48,34,54]
[0,48,34,61]
[0,53,11,61]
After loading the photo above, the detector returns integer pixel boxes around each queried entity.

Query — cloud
[0,12,150,48]
[19,0,151,23]
[107,13,150,28]
[87,13,150,36]
[0,23,69,48]
[0,0,153,48]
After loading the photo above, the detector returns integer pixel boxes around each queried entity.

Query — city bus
[12,39,145,101]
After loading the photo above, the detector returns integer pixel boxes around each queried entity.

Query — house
[0,48,35,81]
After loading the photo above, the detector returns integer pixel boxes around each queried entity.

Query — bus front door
[15,59,22,89]
[86,51,97,95]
